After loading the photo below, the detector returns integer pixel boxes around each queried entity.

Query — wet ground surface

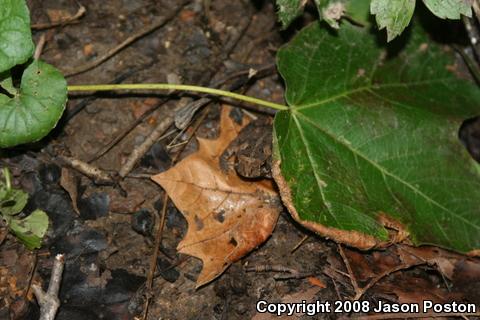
[1,1,480,320]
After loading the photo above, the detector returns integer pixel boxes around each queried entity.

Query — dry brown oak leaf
[151,105,281,287]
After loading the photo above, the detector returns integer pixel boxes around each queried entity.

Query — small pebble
[131,209,153,236]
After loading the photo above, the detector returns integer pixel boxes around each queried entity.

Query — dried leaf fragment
[152,106,281,287]
[60,168,80,214]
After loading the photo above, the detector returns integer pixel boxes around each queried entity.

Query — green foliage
[345,0,372,26]
[0,60,68,148]
[423,0,472,19]
[0,0,34,73]
[275,0,473,41]
[0,0,67,148]
[0,168,48,249]
[275,0,373,29]
[0,188,28,216]
[371,0,416,41]
[276,0,350,29]
[276,0,308,28]
[274,21,480,253]
[9,210,49,250]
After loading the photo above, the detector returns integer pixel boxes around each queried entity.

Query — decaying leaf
[0,246,38,314]
[327,245,480,304]
[152,106,281,287]
[60,168,80,214]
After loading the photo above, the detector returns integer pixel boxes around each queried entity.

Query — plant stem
[3,168,11,191]
[67,83,288,111]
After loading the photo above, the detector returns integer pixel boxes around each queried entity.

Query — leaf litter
[4,2,479,319]
[325,244,480,306]
[152,105,282,287]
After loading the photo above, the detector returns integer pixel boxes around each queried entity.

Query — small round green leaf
[422,0,472,19]
[0,188,28,216]
[9,209,49,250]
[0,60,67,148]
[276,0,307,28]
[0,0,34,73]
[371,0,416,42]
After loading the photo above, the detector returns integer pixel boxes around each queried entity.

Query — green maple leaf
[274,22,480,253]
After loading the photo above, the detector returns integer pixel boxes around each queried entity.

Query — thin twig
[34,34,47,60]
[64,0,190,77]
[336,246,429,300]
[245,264,297,273]
[87,97,167,162]
[31,4,86,30]
[273,272,314,280]
[352,262,425,300]
[290,235,309,253]
[216,63,275,87]
[155,255,191,277]
[337,245,360,296]
[396,246,452,291]
[142,193,169,320]
[323,268,344,300]
[331,278,343,300]
[329,266,352,279]
[126,173,153,179]
[58,155,114,184]
[31,254,65,320]
[167,140,188,149]
[244,264,313,280]
[118,106,179,178]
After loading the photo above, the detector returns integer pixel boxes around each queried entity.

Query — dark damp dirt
[1,1,480,320]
